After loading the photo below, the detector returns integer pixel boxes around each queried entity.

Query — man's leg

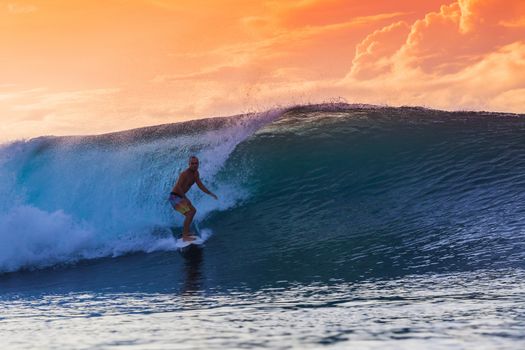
[182,202,197,241]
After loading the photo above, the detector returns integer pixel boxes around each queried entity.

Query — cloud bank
[1,0,524,140]
[342,0,525,111]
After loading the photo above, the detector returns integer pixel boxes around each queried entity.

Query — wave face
[1,104,524,275]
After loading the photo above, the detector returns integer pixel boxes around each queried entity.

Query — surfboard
[175,234,207,258]
[175,235,205,249]
[172,220,202,247]
[172,222,212,256]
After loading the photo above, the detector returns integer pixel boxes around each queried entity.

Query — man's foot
[182,233,197,242]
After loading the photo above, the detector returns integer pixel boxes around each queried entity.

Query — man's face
[189,158,199,171]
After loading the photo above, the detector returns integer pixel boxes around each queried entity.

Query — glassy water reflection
[1,267,524,349]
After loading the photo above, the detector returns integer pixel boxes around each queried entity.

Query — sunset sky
[1,0,524,141]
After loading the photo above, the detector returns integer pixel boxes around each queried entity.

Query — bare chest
[178,172,196,190]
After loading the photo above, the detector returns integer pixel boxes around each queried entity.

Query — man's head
[189,156,199,171]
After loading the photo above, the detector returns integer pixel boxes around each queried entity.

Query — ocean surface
[1,103,524,349]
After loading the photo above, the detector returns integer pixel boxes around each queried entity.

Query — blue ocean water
[1,104,524,349]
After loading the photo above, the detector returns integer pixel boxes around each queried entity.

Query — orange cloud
[358,41,525,111]
[351,0,525,76]
[351,21,410,79]
[343,0,525,114]
[458,0,525,33]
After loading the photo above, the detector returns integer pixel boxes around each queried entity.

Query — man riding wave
[169,156,218,241]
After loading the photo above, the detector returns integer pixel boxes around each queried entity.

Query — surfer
[169,156,218,241]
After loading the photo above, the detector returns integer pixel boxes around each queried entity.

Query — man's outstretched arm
[195,174,218,199]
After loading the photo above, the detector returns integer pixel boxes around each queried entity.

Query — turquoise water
[1,104,524,348]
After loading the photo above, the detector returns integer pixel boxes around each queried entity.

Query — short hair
[189,155,199,163]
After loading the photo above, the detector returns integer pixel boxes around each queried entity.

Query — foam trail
[0,206,96,272]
